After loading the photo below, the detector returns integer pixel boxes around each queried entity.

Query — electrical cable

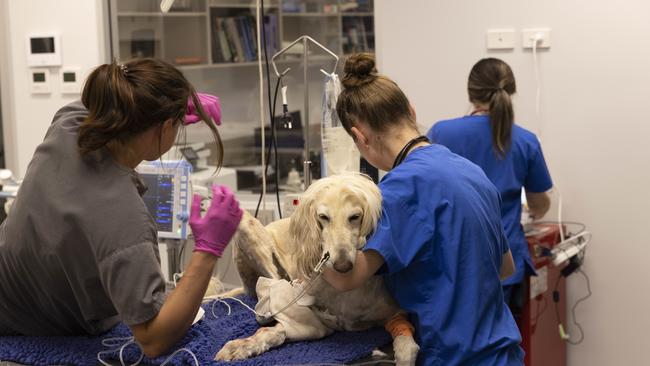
[211,270,324,320]
[532,35,541,139]
[552,244,591,345]
[97,336,199,366]
[254,0,283,219]
[530,32,565,243]
[532,294,548,327]
[207,253,330,321]
[565,269,591,345]
[260,0,283,219]
[255,71,284,218]
[256,0,266,215]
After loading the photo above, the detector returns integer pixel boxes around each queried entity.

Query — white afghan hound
[212,172,419,365]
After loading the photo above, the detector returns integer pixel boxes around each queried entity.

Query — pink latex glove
[184,93,222,126]
[189,185,243,257]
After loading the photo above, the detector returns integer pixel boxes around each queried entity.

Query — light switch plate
[486,29,515,50]
[30,68,51,94]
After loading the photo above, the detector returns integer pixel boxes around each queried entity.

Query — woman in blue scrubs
[323,53,524,365]
[427,58,553,308]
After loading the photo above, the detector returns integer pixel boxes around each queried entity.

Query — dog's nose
[333,259,353,273]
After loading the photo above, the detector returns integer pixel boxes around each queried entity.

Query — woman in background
[427,58,553,309]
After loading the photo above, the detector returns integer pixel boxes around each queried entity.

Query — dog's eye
[318,214,330,222]
[348,214,361,223]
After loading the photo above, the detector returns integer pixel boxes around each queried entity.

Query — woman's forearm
[323,250,385,292]
[130,252,216,358]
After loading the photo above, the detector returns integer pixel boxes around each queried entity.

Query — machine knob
[176,212,189,222]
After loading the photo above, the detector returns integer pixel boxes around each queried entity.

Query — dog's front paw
[215,338,255,361]
[393,335,419,366]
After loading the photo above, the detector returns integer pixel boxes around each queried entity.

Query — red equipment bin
[519,224,568,366]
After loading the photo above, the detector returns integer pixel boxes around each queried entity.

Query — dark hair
[79,58,223,167]
[336,53,416,137]
[467,57,516,157]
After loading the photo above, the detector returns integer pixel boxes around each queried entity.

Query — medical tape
[384,313,414,338]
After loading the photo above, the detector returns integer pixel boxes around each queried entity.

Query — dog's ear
[288,190,323,278]
[355,174,382,242]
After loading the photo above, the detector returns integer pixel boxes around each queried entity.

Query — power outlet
[522,28,551,49]
[486,29,515,50]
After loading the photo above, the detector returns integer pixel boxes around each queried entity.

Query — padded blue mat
[0,296,392,366]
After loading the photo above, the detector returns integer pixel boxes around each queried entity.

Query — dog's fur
[213,173,419,364]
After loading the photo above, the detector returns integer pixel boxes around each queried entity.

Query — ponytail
[488,88,514,156]
[467,58,516,158]
[79,58,223,168]
[79,62,139,155]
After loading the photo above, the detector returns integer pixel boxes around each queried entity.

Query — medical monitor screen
[30,37,55,54]
[140,173,175,233]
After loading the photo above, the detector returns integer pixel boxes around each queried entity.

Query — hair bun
[342,53,377,88]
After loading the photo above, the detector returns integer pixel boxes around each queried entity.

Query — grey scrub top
[0,101,166,336]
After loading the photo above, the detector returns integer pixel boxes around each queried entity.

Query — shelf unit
[109,0,374,69]
[108,0,374,179]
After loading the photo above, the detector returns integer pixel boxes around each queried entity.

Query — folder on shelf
[225,18,245,63]
[217,20,233,62]
[209,10,279,64]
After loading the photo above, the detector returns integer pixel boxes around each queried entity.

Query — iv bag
[321,73,360,176]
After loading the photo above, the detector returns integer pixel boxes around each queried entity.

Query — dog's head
[288,172,382,278]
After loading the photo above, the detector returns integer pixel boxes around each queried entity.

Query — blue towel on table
[0,296,392,366]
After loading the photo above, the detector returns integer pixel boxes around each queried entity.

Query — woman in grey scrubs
[0,58,242,358]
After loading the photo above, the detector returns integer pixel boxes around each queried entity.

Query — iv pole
[271,36,339,189]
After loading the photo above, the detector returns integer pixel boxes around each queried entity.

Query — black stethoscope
[392,135,430,169]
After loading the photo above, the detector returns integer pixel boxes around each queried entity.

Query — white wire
[218,296,266,317]
[97,336,199,366]
[159,348,199,366]
[209,271,324,320]
[531,34,564,241]
[532,37,541,139]
[256,0,267,212]
[211,298,233,318]
[97,337,143,366]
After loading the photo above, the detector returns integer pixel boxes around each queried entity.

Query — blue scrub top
[365,144,524,366]
[428,115,553,286]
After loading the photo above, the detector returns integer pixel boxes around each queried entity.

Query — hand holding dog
[190,185,242,257]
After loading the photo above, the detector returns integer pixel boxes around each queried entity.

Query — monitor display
[140,173,175,233]
[30,37,55,54]
[135,160,192,239]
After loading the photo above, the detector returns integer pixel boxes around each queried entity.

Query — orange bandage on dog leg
[385,312,414,338]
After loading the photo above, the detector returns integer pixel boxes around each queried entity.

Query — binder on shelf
[210,8,278,65]
[217,20,233,62]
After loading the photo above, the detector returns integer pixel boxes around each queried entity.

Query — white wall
[0,0,108,177]
[376,1,650,365]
